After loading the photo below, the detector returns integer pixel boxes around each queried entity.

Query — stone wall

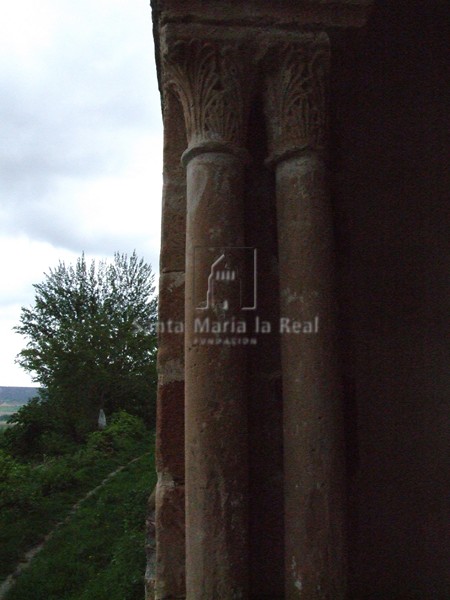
[332,2,450,597]
[149,0,449,598]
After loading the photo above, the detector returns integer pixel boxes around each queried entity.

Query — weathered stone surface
[151,1,375,598]
[154,65,186,600]
[157,271,185,370]
[183,152,249,599]
[155,483,186,599]
[275,154,346,599]
[264,34,330,163]
[152,0,373,36]
[145,488,157,600]
[160,90,186,274]
[244,132,285,599]
[263,34,347,595]
[163,36,254,598]
[156,381,184,481]
[154,275,186,597]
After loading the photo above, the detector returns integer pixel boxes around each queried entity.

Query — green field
[0,405,21,415]
[3,451,155,600]
[0,405,21,430]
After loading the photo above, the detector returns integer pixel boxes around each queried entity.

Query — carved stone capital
[163,40,251,164]
[264,33,330,165]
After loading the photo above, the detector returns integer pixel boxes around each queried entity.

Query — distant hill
[0,386,40,405]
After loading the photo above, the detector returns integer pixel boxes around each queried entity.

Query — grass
[4,450,155,600]
[0,434,153,581]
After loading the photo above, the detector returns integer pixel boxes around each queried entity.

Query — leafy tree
[13,252,157,446]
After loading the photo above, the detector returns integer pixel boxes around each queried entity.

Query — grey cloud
[0,0,162,251]
[0,0,161,386]
[6,201,157,262]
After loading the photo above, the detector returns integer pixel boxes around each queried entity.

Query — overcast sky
[0,0,163,386]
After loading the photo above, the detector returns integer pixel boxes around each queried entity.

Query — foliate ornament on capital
[163,40,251,160]
[265,34,330,164]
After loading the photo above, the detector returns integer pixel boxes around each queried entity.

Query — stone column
[265,35,347,598]
[164,39,251,599]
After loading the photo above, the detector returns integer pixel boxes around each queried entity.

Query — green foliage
[35,457,81,496]
[2,411,147,507]
[3,393,81,459]
[87,411,147,454]
[13,251,157,448]
[3,396,59,458]
[0,415,152,581]
[0,450,42,509]
[4,452,155,600]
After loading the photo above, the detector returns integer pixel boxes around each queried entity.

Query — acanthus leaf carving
[265,34,330,163]
[163,40,251,157]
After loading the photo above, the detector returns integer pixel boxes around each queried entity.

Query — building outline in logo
[194,247,257,311]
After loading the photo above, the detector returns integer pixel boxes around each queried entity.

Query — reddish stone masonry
[149,2,374,599]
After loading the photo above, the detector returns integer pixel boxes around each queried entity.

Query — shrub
[0,449,16,479]
[3,396,54,458]
[35,457,80,496]
[0,450,42,509]
[87,430,115,455]
[39,431,78,456]
[86,411,147,455]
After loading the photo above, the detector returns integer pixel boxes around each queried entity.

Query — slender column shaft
[276,153,346,599]
[184,151,248,599]
[163,39,251,599]
[265,35,347,598]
